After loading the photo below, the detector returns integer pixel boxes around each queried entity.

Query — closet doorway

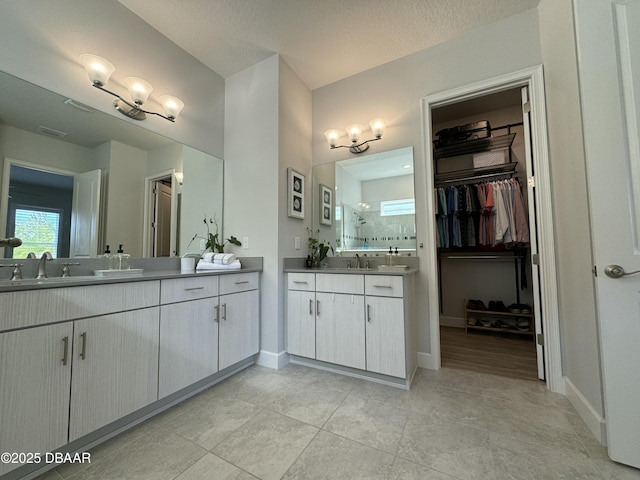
[421,67,562,391]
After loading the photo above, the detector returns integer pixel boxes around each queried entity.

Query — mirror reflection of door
[153,178,172,257]
[5,165,72,259]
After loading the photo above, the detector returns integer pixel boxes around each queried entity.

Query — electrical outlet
[294,236,300,249]
[243,237,249,249]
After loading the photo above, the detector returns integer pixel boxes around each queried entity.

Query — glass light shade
[79,54,115,86]
[369,118,388,138]
[123,77,153,105]
[324,129,342,148]
[159,95,185,120]
[345,124,365,143]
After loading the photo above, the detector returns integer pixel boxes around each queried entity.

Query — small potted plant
[188,215,241,254]
[307,227,333,268]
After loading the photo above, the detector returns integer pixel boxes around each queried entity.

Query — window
[380,198,415,216]
[12,208,61,258]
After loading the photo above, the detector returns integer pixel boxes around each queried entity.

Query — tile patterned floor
[37,364,640,480]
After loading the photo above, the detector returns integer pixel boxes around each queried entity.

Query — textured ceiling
[118,0,539,90]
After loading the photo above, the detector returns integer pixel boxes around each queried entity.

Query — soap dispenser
[116,244,130,270]
[103,245,112,269]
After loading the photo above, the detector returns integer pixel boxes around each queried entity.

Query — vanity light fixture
[324,118,388,154]
[79,54,184,122]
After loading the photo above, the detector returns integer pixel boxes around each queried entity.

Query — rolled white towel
[196,259,241,270]
[202,252,215,263]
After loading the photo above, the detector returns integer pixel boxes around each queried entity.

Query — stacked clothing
[436,178,529,248]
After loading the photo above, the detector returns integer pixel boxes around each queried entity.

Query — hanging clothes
[435,177,529,249]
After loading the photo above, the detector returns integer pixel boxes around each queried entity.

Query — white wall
[224,55,281,359]
[538,0,604,419]
[312,10,543,360]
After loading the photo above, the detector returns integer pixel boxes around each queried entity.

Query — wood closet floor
[440,326,539,382]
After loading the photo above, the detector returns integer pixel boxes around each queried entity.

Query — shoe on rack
[475,300,487,311]
[488,300,497,311]
[508,303,521,313]
[495,301,508,312]
[467,299,477,310]
[519,304,532,314]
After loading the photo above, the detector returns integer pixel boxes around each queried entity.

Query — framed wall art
[320,183,333,226]
[287,167,305,219]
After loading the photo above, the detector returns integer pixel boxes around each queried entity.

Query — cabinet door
[316,292,365,369]
[0,323,73,476]
[69,307,160,441]
[159,297,219,399]
[219,289,259,370]
[287,289,315,358]
[365,296,406,378]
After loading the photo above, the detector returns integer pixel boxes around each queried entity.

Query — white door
[521,86,545,381]
[69,169,101,257]
[575,0,640,468]
[154,181,172,257]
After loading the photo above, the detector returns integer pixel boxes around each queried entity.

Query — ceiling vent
[36,126,67,138]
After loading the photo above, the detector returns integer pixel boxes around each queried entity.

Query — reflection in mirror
[313,146,416,255]
[0,70,223,259]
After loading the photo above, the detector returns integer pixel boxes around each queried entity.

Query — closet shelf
[466,308,533,318]
[434,133,516,159]
[434,162,517,185]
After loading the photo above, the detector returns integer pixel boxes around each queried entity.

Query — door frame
[420,65,563,392]
[142,169,179,257]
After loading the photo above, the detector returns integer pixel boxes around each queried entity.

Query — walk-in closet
[431,88,540,382]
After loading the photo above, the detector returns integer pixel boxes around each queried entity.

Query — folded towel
[196,260,241,270]
[201,252,237,265]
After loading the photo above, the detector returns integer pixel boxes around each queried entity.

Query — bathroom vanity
[0,262,261,479]
[285,263,417,389]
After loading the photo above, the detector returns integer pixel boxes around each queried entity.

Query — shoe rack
[464,299,534,337]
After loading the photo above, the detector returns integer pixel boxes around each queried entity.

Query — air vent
[64,98,95,113]
[36,126,67,138]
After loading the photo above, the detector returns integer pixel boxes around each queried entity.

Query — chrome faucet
[26,252,37,259]
[354,253,360,269]
[37,251,53,279]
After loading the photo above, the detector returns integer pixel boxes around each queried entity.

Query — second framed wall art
[287,168,305,219]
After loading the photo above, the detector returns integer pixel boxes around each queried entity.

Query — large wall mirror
[0,70,223,259]
[312,146,416,255]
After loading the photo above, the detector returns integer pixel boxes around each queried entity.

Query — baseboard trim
[417,351,439,370]
[564,376,607,445]
[256,350,289,369]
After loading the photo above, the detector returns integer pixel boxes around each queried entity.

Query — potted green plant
[188,215,241,254]
[307,227,333,267]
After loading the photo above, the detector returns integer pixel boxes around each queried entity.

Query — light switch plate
[243,237,249,249]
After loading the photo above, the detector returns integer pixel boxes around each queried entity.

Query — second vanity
[284,260,417,389]
[0,259,261,479]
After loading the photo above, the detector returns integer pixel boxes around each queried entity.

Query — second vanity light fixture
[79,54,184,122]
[324,118,388,154]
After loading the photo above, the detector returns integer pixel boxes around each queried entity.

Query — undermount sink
[0,275,99,286]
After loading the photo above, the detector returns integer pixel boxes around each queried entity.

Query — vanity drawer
[287,273,315,291]
[0,281,160,332]
[316,274,364,295]
[220,272,259,295]
[365,275,404,298]
[160,276,219,304]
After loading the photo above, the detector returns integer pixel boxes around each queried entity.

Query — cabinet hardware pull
[222,303,227,321]
[309,299,313,315]
[80,332,87,360]
[185,286,205,291]
[62,336,69,365]
[293,280,308,284]
[373,285,393,288]
[235,280,250,285]
[316,300,320,315]
[367,304,372,322]
[215,304,220,323]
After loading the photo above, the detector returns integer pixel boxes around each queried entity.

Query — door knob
[604,265,640,278]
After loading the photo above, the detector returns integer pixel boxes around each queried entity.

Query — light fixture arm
[329,135,382,154]
[92,84,176,122]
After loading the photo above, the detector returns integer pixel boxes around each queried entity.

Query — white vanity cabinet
[315,274,366,370]
[158,276,220,399]
[218,273,260,370]
[69,307,160,441]
[286,270,415,385]
[365,275,406,378]
[0,323,74,476]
